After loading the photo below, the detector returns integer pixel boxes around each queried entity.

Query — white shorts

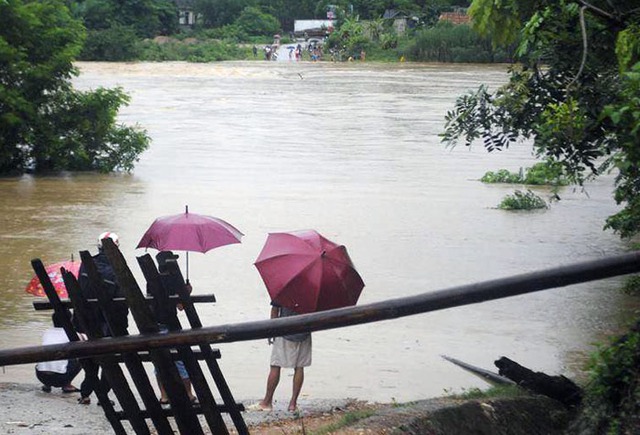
[270,336,312,368]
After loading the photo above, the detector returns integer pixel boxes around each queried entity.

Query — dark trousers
[36,359,81,388]
[80,360,111,399]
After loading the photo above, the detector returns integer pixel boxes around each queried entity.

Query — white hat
[98,231,119,248]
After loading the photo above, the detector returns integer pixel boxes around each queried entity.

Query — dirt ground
[0,382,384,434]
[0,382,572,435]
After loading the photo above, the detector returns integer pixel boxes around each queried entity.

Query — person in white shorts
[250,303,311,412]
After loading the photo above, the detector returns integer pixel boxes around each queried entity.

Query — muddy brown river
[0,61,637,403]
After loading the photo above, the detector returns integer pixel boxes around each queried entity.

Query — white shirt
[35,327,69,373]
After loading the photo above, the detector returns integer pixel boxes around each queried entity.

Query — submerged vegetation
[497,189,547,210]
[481,161,569,186]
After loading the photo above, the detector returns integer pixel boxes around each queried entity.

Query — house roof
[383,9,409,19]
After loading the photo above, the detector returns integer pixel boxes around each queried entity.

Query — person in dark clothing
[76,231,128,405]
[151,251,196,404]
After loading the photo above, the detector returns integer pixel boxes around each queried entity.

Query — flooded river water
[0,61,637,404]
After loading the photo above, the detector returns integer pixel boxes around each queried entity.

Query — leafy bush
[498,190,547,210]
[80,25,141,61]
[235,6,280,37]
[481,169,523,183]
[481,161,569,186]
[581,323,640,434]
[138,38,249,62]
[406,22,513,63]
[622,275,640,296]
[525,161,569,185]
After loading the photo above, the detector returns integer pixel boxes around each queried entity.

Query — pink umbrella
[254,229,365,314]
[136,206,243,281]
[25,260,80,298]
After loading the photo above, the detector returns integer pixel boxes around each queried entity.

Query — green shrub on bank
[622,275,640,296]
[579,322,640,434]
[405,22,514,63]
[138,39,250,62]
[80,25,141,61]
[498,190,547,210]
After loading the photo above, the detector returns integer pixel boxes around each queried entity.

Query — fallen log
[494,357,583,408]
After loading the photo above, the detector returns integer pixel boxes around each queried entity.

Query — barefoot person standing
[250,303,311,412]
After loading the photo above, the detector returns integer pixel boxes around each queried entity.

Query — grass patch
[622,275,640,296]
[449,384,527,400]
[309,408,377,435]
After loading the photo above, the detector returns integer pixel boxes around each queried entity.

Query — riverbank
[0,381,575,434]
[0,381,371,434]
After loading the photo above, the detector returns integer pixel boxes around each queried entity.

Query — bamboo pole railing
[2,251,639,366]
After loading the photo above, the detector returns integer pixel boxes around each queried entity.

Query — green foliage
[42,88,150,172]
[79,25,141,61]
[481,169,523,183]
[621,275,640,296]
[583,324,640,434]
[406,22,511,63]
[236,6,280,37]
[73,0,178,37]
[498,189,547,210]
[481,161,568,185]
[194,0,255,28]
[525,160,569,185]
[0,0,149,174]
[603,62,640,238]
[138,38,248,62]
[616,25,640,73]
[443,0,640,237]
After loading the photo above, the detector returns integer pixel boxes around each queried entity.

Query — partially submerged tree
[441,0,640,237]
[0,0,150,174]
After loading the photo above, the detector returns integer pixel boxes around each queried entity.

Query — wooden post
[31,259,127,435]
[137,254,229,434]
[101,239,204,435]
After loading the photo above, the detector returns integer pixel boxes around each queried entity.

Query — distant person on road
[249,302,311,412]
[252,45,258,58]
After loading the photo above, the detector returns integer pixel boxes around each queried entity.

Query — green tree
[236,7,281,36]
[195,0,256,28]
[0,0,150,174]
[441,0,640,237]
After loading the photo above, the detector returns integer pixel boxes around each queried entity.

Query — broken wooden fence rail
[1,251,639,366]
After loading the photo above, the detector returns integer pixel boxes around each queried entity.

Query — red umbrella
[136,206,243,280]
[25,260,80,298]
[254,229,365,314]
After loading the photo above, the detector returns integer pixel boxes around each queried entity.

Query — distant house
[175,0,197,27]
[382,9,409,34]
[439,8,470,25]
[294,19,336,37]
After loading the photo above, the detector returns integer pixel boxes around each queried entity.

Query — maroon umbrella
[137,206,243,281]
[254,229,365,314]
